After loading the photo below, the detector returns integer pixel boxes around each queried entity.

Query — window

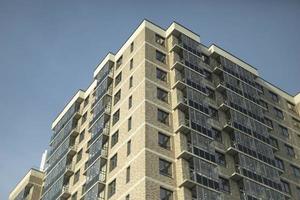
[204,69,212,81]
[287,101,296,112]
[126,166,130,183]
[209,107,219,120]
[275,157,284,170]
[71,192,77,200]
[127,140,131,156]
[108,179,116,198]
[156,50,166,63]
[297,187,300,198]
[158,132,170,150]
[216,151,226,166]
[279,125,289,137]
[112,110,120,125]
[264,117,273,128]
[84,96,89,107]
[157,109,169,125]
[128,117,132,131]
[82,112,87,124]
[126,194,130,200]
[76,149,83,163]
[212,128,222,142]
[110,154,118,171]
[115,72,122,87]
[285,144,295,157]
[130,58,133,69]
[73,170,80,185]
[156,68,167,82]
[293,118,300,129]
[130,42,134,52]
[281,180,290,194]
[116,56,123,69]
[260,100,268,110]
[157,87,168,102]
[207,87,215,100]
[128,96,132,109]
[269,91,279,102]
[274,107,284,119]
[291,165,300,177]
[79,130,85,143]
[114,90,121,105]
[219,177,230,192]
[159,158,172,177]
[155,34,165,46]
[256,83,264,94]
[270,137,279,149]
[129,76,133,88]
[160,187,172,200]
[111,131,119,148]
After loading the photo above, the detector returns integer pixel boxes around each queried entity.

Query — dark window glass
[129,76,133,88]
[130,42,134,52]
[73,170,80,185]
[108,179,116,198]
[275,157,284,170]
[285,144,295,157]
[76,149,82,163]
[128,117,132,131]
[111,131,119,148]
[127,140,131,156]
[160,187,172,200]
[126,166,130,183]
[79,130,85,143]
[156,50,166,63]
[130,59,133,69]
[269,91,279,102]
[110,154,118,171]
[115,72,122,86]
[116,56,123,69]
[274,107,284,119]
[216,151,226,166]
[156,68,167,82]
[128,95,132,109]
[270,137,279,148]
[114,90,121,105]
[157,109,169,125]
[279,125,289,137]
[219,177,230,192]
[112,110,120,125]
[291,165,300,177]
[281,180,290,194]
[82,112,87,124]
[159,159,172,177]
[157,87,168,102]
[158,132,170,150]
[212,128,222,142]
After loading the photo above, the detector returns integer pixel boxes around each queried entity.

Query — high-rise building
[9,168,44,200]
[10,20,300,200]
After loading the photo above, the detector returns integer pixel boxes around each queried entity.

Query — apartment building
[10,20,300,200]
[9,168,44,200]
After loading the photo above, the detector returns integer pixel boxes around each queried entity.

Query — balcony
[67,144,77,158]
[223,120,234,133]
[85,170,106,192]
[85,147,108,171]
[58,185,71,199]
[92,84,113,108]
[64,163,75,177]
[171,69,186,91]
[230,165,243,181]
[172,89,189,112]
[174,110,190,134]
[217,98,230,112]
[226,142,239,156]
[214,79,226,93]
[88,123,110,148]
[89,104,111,128]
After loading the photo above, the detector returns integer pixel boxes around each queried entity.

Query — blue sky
[0,0,299,198]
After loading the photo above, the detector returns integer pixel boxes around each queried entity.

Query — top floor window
[130,42,134,52]
[155,34,165,46]
[274,107,284,119]
[116,56,123,69]
[269,91,279,102]
[115,72,122,87]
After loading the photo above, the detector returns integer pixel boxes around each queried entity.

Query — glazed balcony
[173,109,190,134]
[58,185,71,199]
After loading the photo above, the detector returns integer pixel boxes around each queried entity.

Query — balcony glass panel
[41,176,64,200]
[44,156,67,191]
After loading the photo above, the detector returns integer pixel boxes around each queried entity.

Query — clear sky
[0,0,299,198]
